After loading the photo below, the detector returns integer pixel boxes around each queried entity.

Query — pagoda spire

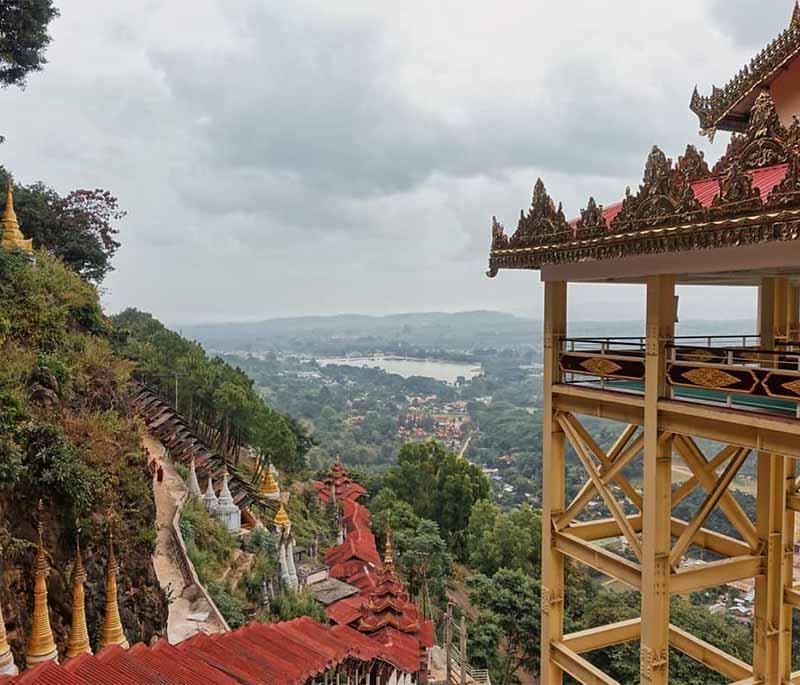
[99,525,129,650]
[1,179,33,254]
[259,462,280,500]
[274,501,291,531]
[66,529,92,658]
[0,548,17,676]
[384,528,394,568]
[792,1,800,29]
[26,501,58,668]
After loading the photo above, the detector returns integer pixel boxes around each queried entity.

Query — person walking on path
[157,464,164,484]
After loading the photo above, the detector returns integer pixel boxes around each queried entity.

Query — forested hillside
[111,309,310,472]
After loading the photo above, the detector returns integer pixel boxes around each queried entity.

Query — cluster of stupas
[192,459,242,534]
[0,503,129,678]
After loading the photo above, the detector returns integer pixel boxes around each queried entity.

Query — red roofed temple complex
[488,4,800,685]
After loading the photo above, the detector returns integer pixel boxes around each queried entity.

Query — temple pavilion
[488,4,800,685]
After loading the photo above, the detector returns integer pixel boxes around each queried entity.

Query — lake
[317,356,482,385]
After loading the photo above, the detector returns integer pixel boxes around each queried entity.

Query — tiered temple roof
[313,456,367,503]
[488,89,800,281]
[319,462,434,676]
[691,3,800,133]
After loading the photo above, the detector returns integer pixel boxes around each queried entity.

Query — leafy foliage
[466,569,541,685]
[0,0,59,89]
[271,588,326,623]
[381,440,490,557]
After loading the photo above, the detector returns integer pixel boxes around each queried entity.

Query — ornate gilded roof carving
[487,90,800,275]
[506,179,571,248]
[690,4,800,133]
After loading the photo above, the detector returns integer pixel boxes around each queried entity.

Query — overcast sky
[0,0,792,324]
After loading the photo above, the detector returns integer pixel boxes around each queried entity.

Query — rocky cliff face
[0,250,168,667]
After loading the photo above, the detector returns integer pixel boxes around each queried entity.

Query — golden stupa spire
[0,547,17,676]
[384,528,394,567]
[66,529,92,659]
[26,500,58,668]
[274,501,291,530]
[259,463,280,497]
[99,524,129,650]
[1,179,33,254]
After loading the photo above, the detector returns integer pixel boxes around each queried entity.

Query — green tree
[466,569,541,685]
[467,501,540,576]
[383,440,490,556]
[0,0,59,89]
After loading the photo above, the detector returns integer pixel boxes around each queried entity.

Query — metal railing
[558,335,800,418]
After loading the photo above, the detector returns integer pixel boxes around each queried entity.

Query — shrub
[207,580,247,629]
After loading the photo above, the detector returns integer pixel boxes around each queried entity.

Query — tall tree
[0,0,59,88]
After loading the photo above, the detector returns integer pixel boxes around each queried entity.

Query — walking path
[143,433,227,642]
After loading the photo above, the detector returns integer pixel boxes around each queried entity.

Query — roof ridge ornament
[507,178,570,248]
[712,91,791,174]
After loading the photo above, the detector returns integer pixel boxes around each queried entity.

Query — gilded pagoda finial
[99,522,129,650]
[66,528,92,659]
[1,178,33,255]
[274,501,291,531]
[0,546,17,676]
[26,500,58,668]
[259,463,280,498]
[384,528,394,567]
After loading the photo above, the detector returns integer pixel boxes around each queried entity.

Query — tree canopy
[381,440,490,557]
[112,308,307,471]
[0,0,59,89]
[0,167,124,282]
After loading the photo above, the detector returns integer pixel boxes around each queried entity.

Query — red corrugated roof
[569,163,789,228]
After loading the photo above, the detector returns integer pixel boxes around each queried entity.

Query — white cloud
[0,0,781,323]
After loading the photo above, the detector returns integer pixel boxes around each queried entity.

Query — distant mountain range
[180,311,756,355]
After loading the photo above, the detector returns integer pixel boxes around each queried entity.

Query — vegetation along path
[144,433,227,642]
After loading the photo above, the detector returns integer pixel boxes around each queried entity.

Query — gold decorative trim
[681,367,740,389]
[579,357,623,376]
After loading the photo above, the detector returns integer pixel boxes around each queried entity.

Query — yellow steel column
[788,284,800,341]
[754,279,786,684]
[774,278,789,341]
[640,275,674,685]
[754,452,786,684]
[781,458,796,682]
[541,280,567,685]
[759,278,776,351]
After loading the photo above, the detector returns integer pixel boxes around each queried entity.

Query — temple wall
[771,60,800,126]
